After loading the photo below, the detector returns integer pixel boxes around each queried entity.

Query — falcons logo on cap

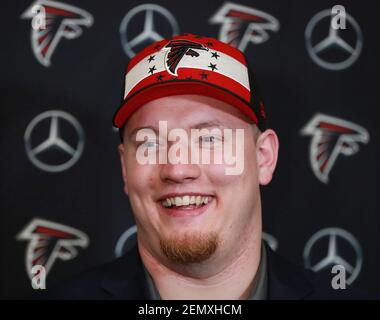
[209,2,279,52]
[301,114,369,184]
[20,0,93,67]
[16,218,89,279]
[164,39,209,76]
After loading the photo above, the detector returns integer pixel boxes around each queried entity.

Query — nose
[159,163,201,184]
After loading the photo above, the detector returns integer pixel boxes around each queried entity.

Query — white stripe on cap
[124,47,250,98]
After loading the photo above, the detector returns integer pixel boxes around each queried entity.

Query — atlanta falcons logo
[20,0,93,67]
[16,218,89,279]
[164,39,209,76]
[301,114,369,184]
[209,2,279,52]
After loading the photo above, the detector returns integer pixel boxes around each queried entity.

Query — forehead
[125,94,253,132]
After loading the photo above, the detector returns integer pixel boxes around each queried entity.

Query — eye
[200,134,223,146]
[202,135,215,143]
[141,140,160,149]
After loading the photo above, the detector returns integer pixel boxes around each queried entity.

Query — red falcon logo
[209,2,279,52]
[164,39,209,76]
[301,114,369,184]
[16,218,89,279]
[20,0,93,67]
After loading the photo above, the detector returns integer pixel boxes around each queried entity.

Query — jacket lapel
[101,244,150,299]
[266,244,314,300]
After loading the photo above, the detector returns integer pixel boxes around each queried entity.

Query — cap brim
[113,80,258,128]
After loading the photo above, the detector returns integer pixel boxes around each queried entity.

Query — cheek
[125,151,157,197]
[204,142,259,226]
[204,138,258,186]
[125,159,160,230]
[243,146,259,183]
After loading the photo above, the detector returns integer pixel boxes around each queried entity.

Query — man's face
[118,94,277,267]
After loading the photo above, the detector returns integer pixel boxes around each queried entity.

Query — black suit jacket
[41,243,357,300]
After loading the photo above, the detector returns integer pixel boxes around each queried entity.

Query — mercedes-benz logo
[305,9,363,70]
[303,227,362,285]
[24,110,85,172]
[115,225,137,258]
[262,232,278,251]
[120,4,180,58]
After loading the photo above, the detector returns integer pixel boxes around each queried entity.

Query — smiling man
[113,33,276,300]
[44,34,351,300]
[117,92,272,299]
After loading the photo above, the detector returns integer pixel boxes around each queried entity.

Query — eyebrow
[127,121,230,141]
[127,126,159,141]
[192,121,229,130]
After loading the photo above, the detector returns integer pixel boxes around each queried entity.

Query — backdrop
[1,0,378,299]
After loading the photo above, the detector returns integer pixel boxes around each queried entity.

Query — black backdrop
[0,0,378,299]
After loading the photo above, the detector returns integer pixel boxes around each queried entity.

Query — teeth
[182,195,190,205]
[175,197,182,206]
[162,195,211,207]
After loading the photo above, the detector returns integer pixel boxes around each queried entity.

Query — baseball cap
[113,33,267,131]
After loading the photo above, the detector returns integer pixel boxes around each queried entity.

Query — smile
[158,194,214,217]
[161,195,211,208]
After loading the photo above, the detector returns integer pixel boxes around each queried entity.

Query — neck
[138,215,262,300]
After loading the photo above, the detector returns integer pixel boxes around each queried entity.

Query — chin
[159,231,219,265]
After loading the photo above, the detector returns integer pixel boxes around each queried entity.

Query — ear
[255,129,279,186]
[118,143,129,195]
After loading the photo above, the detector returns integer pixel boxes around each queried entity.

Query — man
[45,34,349,300]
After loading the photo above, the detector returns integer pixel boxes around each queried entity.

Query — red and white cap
[113,34,266,130]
